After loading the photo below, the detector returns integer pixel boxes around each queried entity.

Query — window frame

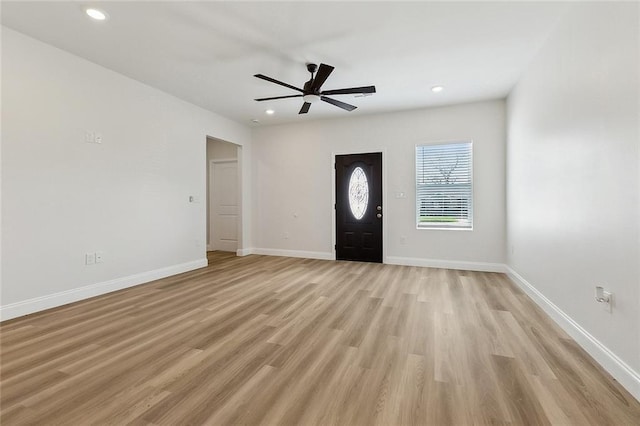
[415,140,474,231]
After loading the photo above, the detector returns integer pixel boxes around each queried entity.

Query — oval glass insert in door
[348,166,369,220]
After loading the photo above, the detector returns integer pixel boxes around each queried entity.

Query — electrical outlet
[85,253,96,265]
[400,236,407,245]
[595,286,613,313]
[284,232,290,240]
[95,251,104,263]
[85,131,94,143]
[94,133,103,144]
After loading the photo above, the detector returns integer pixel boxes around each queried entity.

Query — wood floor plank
[1,251,639,425]
[491,354,551,425]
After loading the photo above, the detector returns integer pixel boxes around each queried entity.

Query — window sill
[416,225,473,231]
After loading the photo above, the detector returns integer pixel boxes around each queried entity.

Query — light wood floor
[1,252,639,425]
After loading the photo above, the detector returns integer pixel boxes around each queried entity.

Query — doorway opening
[206,137,241,255]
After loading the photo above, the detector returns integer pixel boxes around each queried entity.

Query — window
[416,141,473,229]
[348,166,369,220]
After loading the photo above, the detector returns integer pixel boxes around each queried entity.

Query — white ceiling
[1,1,569,126]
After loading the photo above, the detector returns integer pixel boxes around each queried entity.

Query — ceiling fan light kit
[254,63,376,115]
[303,94,320,104]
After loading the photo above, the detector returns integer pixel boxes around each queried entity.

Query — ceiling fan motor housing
[303,79,314,93]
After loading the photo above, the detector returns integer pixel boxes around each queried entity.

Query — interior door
[335,152,382,262]
[210,161,238,252]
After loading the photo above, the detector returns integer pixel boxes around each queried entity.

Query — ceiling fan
[254,63,376,114]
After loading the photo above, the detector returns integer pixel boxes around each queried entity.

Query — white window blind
[416,141,473,229]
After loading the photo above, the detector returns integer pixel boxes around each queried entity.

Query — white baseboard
[236,248,253,257]
[506,266,640,402]
[251,248,334,261]
[0,259,208,322]
[243,251,504,272]
[386,256,507,273]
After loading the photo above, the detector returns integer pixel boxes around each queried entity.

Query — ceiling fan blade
[321,96,357,112]
[255,94,303,101]
[321,85,376,96]
[254,74,303,93]
[310,63,334,92]
[299,102,311,114]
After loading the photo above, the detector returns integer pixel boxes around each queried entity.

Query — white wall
[251,100,506,269]
[506,2,640,396]
[1,28,251,319]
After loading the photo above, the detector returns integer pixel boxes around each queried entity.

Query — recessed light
[85,8,108,21]
[431,86,444,93]
[251,119,260,123]
[265,109,275,115]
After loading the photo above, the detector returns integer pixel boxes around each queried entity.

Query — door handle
[376,213,382,218]
[377,206,382,211]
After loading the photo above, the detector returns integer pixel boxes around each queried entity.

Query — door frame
[331,149,387,263]
[208,158,239,252]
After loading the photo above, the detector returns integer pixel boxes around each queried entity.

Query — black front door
[335,152,382,263]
